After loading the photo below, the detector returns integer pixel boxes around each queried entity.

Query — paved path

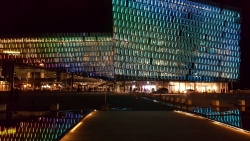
[61,111,250,141]
[1,91,250,140]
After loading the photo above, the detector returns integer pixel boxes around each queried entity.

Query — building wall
[0,33,114,81]
[0,0,242,92]
[112,0,241,82]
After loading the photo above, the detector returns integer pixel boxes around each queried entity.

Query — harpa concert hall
[0,0,241,93]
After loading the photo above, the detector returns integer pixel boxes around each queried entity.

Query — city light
[3,50,20,54]
[70,122,82,132]
[0,127,16,136]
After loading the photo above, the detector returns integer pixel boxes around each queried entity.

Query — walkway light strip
[70,122,82,132]
[69,109,96,133]
[174,110,250,134]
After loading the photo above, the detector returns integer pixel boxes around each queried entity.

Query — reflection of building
[0,0,241,93]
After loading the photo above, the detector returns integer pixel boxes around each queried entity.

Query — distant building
[0,0,241,93]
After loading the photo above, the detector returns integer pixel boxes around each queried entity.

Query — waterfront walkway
[61,111,250,141]
[0,91,250,140]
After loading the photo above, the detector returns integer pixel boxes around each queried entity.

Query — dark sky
[0,0,112,34]
[209,0,250,88]
[218,0,250,89]
[0,0,249,88]
[237,1,250,89]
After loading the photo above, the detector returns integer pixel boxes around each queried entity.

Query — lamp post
[65,73,67,91]
[102,85,109,110]
[54,73,57,91]
[33,72,35,91]
[46,76,48,91]
[70,73,74,92]
[101,60,109,110]
[13,71,16,89]
[0,69,2,90]
[9,54,15,92]
[19,64,22,90]
[105,89,107,103]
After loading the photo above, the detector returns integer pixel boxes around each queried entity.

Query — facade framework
[0,0,241,93]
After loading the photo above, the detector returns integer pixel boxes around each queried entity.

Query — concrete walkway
[61,111,250,141]
[0,91,250,140]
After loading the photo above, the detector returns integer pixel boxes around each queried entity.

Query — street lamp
[33,72,35,91]
[65,73,67,91]
[8,54,15,91]
[65,72,70,91]
[13,71,16,89]
[54,73,57,91]
[45,76,48,91]
[102,85,109,111]
[103,80,106,103]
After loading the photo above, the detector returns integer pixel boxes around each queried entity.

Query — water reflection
[0,110,93,140]
[141,97,249,131]
[191,107,242,128]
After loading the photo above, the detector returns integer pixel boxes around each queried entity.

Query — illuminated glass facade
[0,0,242,92]
[112,0,241,82]
[0,33,114,80]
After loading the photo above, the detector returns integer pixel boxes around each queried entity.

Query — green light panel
[112,0,241,82]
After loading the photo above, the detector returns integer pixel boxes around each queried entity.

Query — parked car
[155,88,169,94]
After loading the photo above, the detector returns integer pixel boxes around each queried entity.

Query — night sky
[209,1,250,89]
[0,0,113,34]
[0,0,249,89]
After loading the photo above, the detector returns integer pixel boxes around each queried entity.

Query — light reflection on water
[191,107,242,128]
[0,110,92,141]
[142,97,248,131]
